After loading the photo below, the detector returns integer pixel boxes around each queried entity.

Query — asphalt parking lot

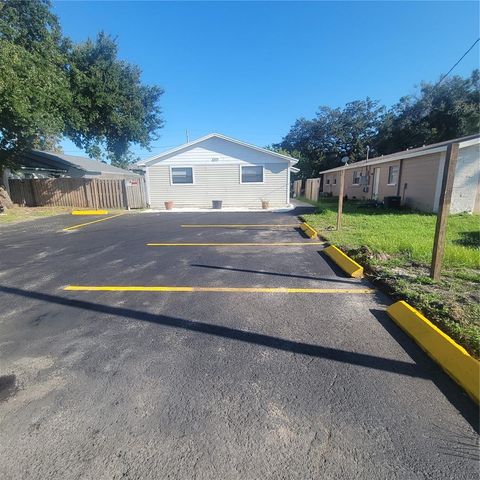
[0,207,478,479]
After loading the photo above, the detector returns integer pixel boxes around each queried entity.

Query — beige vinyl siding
[323,161,401,200]
[319,140,479,212]
[148,163,288,208]
[323,173,339,196]
[400,153,442,212]
[372,161,401,199]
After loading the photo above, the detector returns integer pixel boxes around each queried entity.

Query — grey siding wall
[148,163,288,209]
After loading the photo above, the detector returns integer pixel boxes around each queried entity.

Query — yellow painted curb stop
[71,210,109,215]
[300,222,318,239]
[324,245,364,278]
[387,300,480,404]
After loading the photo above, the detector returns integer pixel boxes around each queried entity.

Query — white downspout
[287,165,291,206]
[144,167,152,208]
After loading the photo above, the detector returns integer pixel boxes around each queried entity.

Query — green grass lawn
[301,197,480,357]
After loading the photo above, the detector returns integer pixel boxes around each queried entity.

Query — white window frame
[170,166,195,185]
[326,178,330,185]
[387,165,399,186]
[352,171,361,185]
[333,177,337,185]
[239,165,264,184]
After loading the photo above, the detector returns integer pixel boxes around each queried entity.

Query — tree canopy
[277,99,384,178]
[0,0,163,169]
[277,71,480,178]
[375,71,479,155]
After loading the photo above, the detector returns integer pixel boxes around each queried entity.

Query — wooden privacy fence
[9,177,146,209]
[293,179,302,197]
[305,178,321,202]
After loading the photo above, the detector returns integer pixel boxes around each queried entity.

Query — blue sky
[53,1,480,160]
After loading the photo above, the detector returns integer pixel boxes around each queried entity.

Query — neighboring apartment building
[318,134,480,213]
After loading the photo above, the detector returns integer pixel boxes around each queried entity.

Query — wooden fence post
[336,169,345,230]
[430,143,459,280]
[121,180,129,210]
[92,179,99,209]
[31,180,39,206]
[84,179,93,208]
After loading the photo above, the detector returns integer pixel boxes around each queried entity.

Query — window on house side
[171,167,193,184]
[241,165,263,183]
[326,178,330,185]
[388,166,399,185]
[333,177,337,185]
[352,171,361,185]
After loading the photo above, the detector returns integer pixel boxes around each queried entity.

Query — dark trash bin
[212,200,223,209]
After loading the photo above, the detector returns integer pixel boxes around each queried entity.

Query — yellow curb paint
[181,224,300,228]
[324,245,364,278]
[300,222,319,239]
[387,301,480,404]
[65,285,375,294]
[71,210,109,215]
[63,213,125,231]
[146,242,325,247]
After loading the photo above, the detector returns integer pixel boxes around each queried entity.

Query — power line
[434,37,479,88]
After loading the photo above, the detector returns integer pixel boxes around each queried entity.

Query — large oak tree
[0,0,164,173]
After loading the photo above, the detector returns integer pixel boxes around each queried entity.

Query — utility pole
[430,142,459,280]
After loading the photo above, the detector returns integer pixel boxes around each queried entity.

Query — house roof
[21,150,139,176]
[316,134,480,176]
[137,133,300,167]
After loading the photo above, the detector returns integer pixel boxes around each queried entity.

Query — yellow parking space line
[65,285,375,294]
[63,213,125,231]
[146,242,325,247]
[181,224,300,228]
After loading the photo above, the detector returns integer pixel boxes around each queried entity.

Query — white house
[136,133,300,210]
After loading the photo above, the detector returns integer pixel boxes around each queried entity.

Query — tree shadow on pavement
[190,264,357,284]
[1,285,477,432]
[3,285,426,381]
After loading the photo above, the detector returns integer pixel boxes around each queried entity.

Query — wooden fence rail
[8,178,146,210]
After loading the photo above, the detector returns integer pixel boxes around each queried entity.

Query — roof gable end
[138,133,299,167]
